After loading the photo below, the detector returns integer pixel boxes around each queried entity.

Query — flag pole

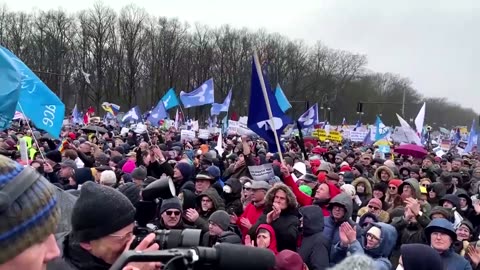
[253,51,284,163]
[17,103,46,161]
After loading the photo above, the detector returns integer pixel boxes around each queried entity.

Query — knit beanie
[118,183,141,206]
[208,210,230,231]
[299,185,313,196]
[175,162,193,180]
[368,198,383,209]
[159,197,183,215]
[71,181,135,242]
[341,184,356,197]
[131,166,147,180]
[388,179,403,188]
[0,156,60,264]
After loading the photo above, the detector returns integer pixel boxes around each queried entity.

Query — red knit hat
[340,165,352,172]
[388,179,403,188]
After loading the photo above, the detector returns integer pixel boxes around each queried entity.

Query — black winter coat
[299,206,330,270]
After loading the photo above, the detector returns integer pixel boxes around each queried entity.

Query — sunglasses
[368,205,380,211]
[165,210,181,216]
[388,186,397,190]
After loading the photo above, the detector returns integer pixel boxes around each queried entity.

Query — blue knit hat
[0,155,59,264]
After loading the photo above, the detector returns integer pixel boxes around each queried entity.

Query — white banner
[180,130,196,142]
[248,163,275,182]
[198,129,210,140]
[349,131,369,142]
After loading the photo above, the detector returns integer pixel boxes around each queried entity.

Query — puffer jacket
[201,230,242,247]
[250,183,299,252]
[331,222,397,270]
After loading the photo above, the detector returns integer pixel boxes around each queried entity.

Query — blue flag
[375,116,389,141]
[247,58,291,153]
[0,47,21,130]
[122,106,142,123]
[211,88,232,116]
[464,119,477,153]
[161,88,180,110]
[274,84,291,113]
[72,104,82,124]
[353,120,362,131]
[297,103,318,129]
[1,47,65,137]
[147,101,168,127]
[363,129,373,145]
[180,78,214,108]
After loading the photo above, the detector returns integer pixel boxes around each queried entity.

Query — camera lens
[154,229,202,249]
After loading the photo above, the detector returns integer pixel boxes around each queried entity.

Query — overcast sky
[3,0,479,112]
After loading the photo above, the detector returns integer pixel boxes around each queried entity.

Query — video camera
[110,243,276,270]
[114,175,276,270]
[130,175,202,250]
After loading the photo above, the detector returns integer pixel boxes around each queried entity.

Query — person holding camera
[48,181,161,270]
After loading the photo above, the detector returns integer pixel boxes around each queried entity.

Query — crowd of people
[1,123,480,270]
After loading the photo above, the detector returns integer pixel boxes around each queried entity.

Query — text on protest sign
[248,163,275,182]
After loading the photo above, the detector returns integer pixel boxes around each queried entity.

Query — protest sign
[198,129,210,140]
[180,130,195,142]
[248,163,275,181]
[312,129,343,142]
[349,130,369,142]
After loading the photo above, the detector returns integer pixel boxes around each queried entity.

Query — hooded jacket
[352,177,373,206]
[257,224,278,254]
[250,183,299,252]
[425,218,472,270]
[298,205,330,270]
[373,166,394,183]
[194,188,225,232]
[428,182,447,207]
[331,222,397,270]
[323,193,355,264]
[224,178,243,216]
[399,178,422,199]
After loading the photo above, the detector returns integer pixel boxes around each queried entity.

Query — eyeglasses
[368,205,380,211]
[366,233,380,241]
[109,231,133,241]
[166,210,181,216]
[388,186,397,190]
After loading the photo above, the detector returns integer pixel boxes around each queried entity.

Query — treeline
[0,2,475,127]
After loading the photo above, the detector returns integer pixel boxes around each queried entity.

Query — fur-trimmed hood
[264,183,298,213]
[374,166,394,182]
[352,177,373,196]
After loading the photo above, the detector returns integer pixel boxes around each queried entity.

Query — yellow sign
[312,129,343,142]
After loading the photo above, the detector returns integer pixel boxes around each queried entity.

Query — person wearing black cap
[48,182,160,270]
[157,197,191,230]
